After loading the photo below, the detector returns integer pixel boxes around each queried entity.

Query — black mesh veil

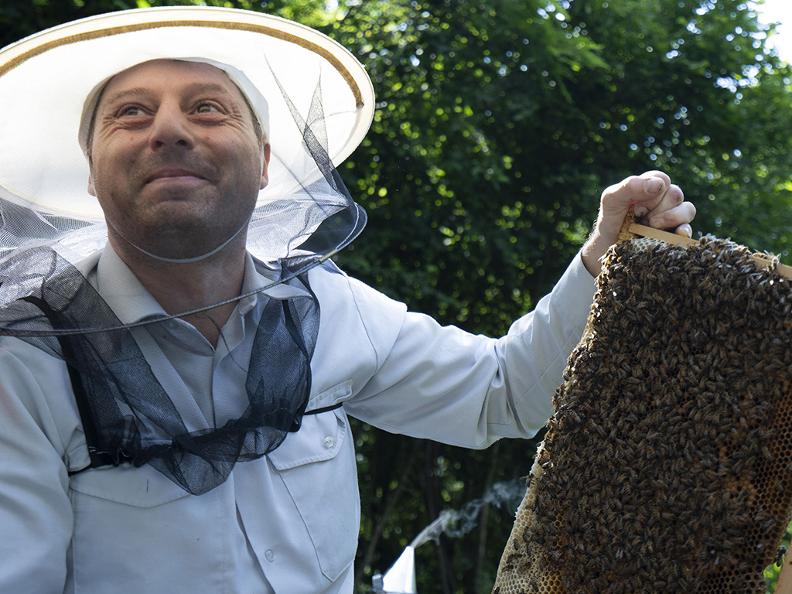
[1,248,320,495]
[0,23,369,494]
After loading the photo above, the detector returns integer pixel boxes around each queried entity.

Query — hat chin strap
[106,217,249,265]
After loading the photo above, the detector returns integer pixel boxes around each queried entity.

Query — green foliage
[326,3,792,587]
[334,1,792,590]
[764,520,792,593]
[2,1,790,592]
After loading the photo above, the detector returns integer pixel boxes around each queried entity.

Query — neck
[108,233,247,346]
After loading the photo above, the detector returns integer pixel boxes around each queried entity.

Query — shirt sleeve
[343,253,597,448]
[0,342,74,594]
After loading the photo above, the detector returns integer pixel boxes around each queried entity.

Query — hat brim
[0,6,375,221]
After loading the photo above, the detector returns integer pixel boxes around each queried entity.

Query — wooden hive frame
[621,221,792,280]
[495,217,792,594]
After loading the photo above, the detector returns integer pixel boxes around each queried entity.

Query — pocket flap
[267,409,345,471]
[70,463,190,508]
[308,380,353,411]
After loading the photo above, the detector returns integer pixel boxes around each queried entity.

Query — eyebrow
[100,82,236,110]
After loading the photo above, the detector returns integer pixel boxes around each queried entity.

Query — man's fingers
[584,170,695,276]
[644,183,684,223]
[603,172,670,217]
[645,201,697,231]
[639,170,672,188]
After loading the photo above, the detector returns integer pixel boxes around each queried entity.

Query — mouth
[145,168,208,185]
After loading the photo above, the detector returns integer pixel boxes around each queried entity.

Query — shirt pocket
[68,464,203,593]
[267,404,360,582]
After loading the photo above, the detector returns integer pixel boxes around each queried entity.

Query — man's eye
[118,105,146,117]
[195,102,221,114]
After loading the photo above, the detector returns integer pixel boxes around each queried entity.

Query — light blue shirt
[0,246,596,593]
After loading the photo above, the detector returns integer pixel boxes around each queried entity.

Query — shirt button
[322,436,335,449]
[264,549,275,562]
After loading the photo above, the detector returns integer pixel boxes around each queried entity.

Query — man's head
[0,7,374,271]
[85,59,271,262]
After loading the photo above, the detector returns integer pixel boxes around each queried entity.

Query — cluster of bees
[493,237,792,594]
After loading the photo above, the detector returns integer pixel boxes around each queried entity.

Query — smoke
[409,479,526,549]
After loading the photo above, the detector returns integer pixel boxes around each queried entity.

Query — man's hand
[581,170,696,276]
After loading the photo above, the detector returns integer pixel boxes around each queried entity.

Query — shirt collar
[236,253,311,314]
[91,246,310,325]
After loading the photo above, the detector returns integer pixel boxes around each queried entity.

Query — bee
[775,544,787,568]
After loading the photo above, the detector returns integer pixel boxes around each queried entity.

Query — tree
[326,1,792,591]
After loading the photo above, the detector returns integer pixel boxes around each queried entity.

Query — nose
[148,100,194,151]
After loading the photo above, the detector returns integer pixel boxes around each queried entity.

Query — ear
[87,173,97,197]
[259,143,271,190]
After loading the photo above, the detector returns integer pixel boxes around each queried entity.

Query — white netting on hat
[0,8,371,494]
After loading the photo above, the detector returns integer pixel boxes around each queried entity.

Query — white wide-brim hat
[0,6,375,223]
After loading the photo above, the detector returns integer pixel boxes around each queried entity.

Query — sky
[752,0,792,63]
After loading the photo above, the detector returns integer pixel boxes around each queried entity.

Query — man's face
[87,59,270,260]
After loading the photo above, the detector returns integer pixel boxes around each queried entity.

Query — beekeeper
[0,7,695,594]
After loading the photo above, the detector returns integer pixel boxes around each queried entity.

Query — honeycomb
[492,237,792,594]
